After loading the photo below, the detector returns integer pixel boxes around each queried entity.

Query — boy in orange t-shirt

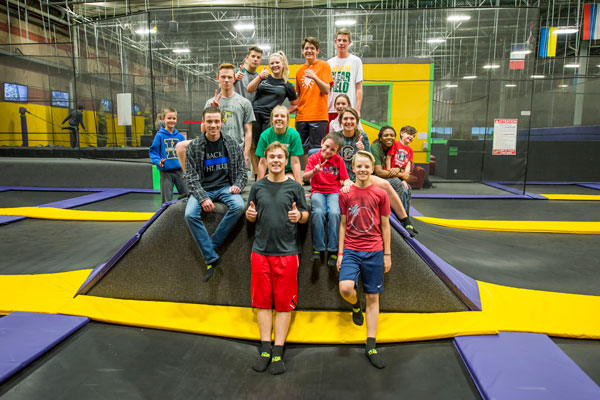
[295,37,334,157]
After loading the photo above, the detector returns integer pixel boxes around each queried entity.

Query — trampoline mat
[73,192,164,213]
[416,182,513,196]
[412,219,600,296]
[553,338,600,387]
[0,322,480,400]
[0,219,145,275]
[0,191,95,208]
[508,184,600,195]
[412,198,600,221]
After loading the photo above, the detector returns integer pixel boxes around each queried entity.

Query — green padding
[152,165,160,191]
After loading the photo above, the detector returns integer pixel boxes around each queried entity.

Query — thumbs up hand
[288,202,301,223]
[235,65,245,81]
[355,138,365,151]
[259,68,270,80]
[246,200,258,221]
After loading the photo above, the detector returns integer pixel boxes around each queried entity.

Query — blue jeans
[184,187,244,264]
[310,192,340,252]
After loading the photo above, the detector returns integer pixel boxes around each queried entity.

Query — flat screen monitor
[4,82,28,102]
[100,98,113,113]
[51,90,69,108]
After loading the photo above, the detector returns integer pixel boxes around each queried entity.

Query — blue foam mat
[0,312,90,384]
[454,332,600,400]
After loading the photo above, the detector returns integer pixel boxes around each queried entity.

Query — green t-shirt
[255,127,304,173]
[370,140,385,166]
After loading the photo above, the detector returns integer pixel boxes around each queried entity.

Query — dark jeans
[295,120,328,154]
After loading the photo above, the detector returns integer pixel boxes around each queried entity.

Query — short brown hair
[301,37,320,51]
[401,125,417,136]
[264,141,289,159]
[322,133,343,152]
[162,107,177,115]
[203,106,222,119]
[217,63,236,75]
[352,150,375,167]
[247,45,263,55]
[336,28,352,41]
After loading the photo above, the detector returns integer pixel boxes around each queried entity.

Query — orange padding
[0,270,599,344]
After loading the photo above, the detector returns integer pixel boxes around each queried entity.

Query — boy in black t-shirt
[184,107,248,282]
[246,141,309,375]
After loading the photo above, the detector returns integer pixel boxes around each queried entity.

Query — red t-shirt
[387,141,413,170]
[306,152,349,194]
[339,184,390,252]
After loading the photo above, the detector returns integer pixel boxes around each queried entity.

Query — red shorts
[251,252,299,312]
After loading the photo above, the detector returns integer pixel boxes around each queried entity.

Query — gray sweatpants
[159,169,188,204]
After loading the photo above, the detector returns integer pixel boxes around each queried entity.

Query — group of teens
[149,29,421,376]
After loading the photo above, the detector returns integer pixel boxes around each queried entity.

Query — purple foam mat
[389,213,481,311]
[409,206,423,217]
[1,186,160,194]
[579,183,600,191]
[454,332,600,400]
[40,189,131,209]
[480,181,546,199]
[0,216,25,225]
[412,194,530,199]
[75,200,176,296]
[0,312,89,384]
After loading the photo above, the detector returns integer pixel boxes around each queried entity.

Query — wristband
[338,253,344,256]
[384,253,391,256]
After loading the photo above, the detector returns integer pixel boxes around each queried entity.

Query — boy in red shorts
[338,150,391,369]
[245,141,309,375]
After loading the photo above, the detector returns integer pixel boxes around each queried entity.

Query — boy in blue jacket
[149,108,189,204]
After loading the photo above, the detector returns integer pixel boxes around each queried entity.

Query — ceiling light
[257,44,271,51]
[564,64,580,68]
[510,50,531,56]
[483,64,500,69]
[135,28,156,35]
[445,84,458,88]
[233,22,255,31]
[505,84,517,87]
[559,84,569,87]
[83,1,111,6]
[173,48,190,54]
[463,75,477,79]
[447,15,471,22]
[554,27,578,34]
[427,38,446,44]
[531,75,545,79]
[335,19,356,27]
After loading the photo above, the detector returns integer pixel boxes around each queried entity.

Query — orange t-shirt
[295,60,333,122]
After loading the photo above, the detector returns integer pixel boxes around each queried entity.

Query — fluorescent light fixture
[564,63,580,68]
[427,38,446,44]
[335,19,356,27]
[463,75,477,79]
[554,27,578,34]
[83,2,111,6]
[447,15,471,22]
[135,28,156,35]
[531,75,545,79]
[559,84,569,87]
[445,84,458,88]
[173,48,190,54]
[233,22,255,31]
[505,84,517,87]
[483,64,501,69]
[257,44,271,51]
[510,50,531,56]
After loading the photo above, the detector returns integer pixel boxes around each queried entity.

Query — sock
[252,341,272,372]
[366,337,386,369]
[268,345,286,375]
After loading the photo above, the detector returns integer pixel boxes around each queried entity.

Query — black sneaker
[203,257,221,282]
[268,355,286,375]
[352,306,364,326]
[366,347,386,369]
[311,250,321,262]
[327,254,338,269]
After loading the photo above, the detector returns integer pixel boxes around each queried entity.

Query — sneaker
[268,355,286,375]
[311,250,321,262]
[352,306,364,326]
[327,254,338,269]
[203,257,221,282]
[366,347,386,369]
[252,350,271,372]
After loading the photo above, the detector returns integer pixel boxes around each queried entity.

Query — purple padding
[0,187,11,192]
[389,213,481,311]
[40,189,131,209]
[2,186,160,194]
[409,206,423,217]
[480,181,547,199]
[579,183,600,191]
[0,312,89,384]
[412,194,529,199]
[0,216,25,225]
[454,332,600,400]
[75,200,176,296]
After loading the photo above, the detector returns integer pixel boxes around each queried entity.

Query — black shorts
[295,120,328,154]
[252,113,271,147]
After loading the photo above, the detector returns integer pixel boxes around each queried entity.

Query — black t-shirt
[247,177,308,256]
[252,76,297,118]
[202,136,231,191]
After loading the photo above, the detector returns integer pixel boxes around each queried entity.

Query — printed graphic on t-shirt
[322,164,339,176]
[394,149,410,169]
[331,65,353,94]
[347,203,375,233]
[164,138,179,159]
[203,150,228,173]
[340,144,355,162]
[223,110,234,124]
[302,74,314,90]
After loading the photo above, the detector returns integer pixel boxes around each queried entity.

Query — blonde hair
[352,150,375,167]
[264,141,289,159]
[270,105,290,127]
[162,107,177,116]
[269,51,290,82]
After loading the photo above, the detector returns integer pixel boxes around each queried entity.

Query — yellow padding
[0,270,599,344]
[540,194,600,201]
[414,216,600,234]
[0,207,154,221]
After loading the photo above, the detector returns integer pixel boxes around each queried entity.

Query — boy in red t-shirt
[337,150,391,369]
[303,133,351,267]
[385,125,416,213]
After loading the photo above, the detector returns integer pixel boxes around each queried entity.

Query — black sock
[252,341,272,372]
[365,337,386,369]
[268,345,286,375]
